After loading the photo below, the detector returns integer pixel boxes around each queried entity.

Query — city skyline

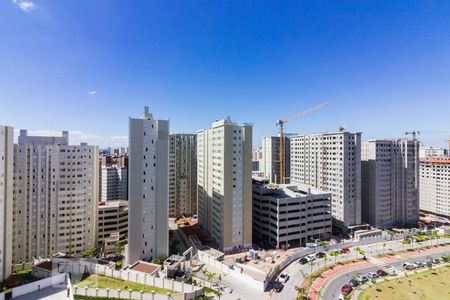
[1,1,450,147]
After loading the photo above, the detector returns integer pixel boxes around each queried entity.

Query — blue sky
[1,1,449,147]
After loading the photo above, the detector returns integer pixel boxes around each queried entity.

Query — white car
[279,272,289,283]
[356,275,369,283]
[367,272,378,279]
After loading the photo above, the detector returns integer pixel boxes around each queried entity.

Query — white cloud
[12,0,36,11]
[110,135,128,141]
[88,90,97,96]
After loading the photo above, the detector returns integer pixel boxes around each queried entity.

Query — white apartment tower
[261,136,291,184]
[12,130,98,263]
[169,134,197,218]
[361,140,419,229]
[0,125,13,281]
[420,157,450,217]
[290,131,362,230]
[197,117,252,253]
[128,107,169,264]
[101,165,128,201]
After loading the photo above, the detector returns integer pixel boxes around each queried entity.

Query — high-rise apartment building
[12,130,98,263]
[101,165,128,201]
[261,136,291,184]
[420,157,450,217]
[252,178,332,249]
[169,134,197,218]
[128,107,169,264]
[0,125,13,281]
[197,117,252,253]
[290,131,362,230]
[361,140,419,229]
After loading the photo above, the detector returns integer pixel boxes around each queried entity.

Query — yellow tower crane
[274,102,328,184]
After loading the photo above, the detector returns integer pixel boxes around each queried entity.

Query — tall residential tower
[12,130,98,263]
[128,107,169,264]
[290,131,362,230]
[197,117,252,253]
[0,125,13,281]
[169,134,197,217]
[361,140,419,228]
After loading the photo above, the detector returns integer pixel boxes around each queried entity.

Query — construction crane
[275,102,328,184]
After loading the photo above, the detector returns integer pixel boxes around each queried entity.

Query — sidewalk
[378,244,450,263]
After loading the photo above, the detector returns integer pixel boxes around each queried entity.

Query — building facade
[101,165,128,201]
[420,158,450,217]
[419,146,446,158]
[0,125,13,281]
[361,140,419,229]
[12,130,98,263]
[252,178,332,249]
[128,107,169,264]
[290,131,362,230]
[261,136,291,184]
[168,134,197,218]
[98,200,128,253]
[197,117,253,253]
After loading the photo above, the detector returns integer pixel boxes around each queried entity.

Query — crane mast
[274,102,328,184]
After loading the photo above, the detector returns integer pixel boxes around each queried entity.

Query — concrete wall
[73,286,203,300]
[55,258,202,296]
[0,273,68,300]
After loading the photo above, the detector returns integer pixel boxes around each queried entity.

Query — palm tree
[309,259,316,274]
[355,247,362,258]
[323,253,328,268]
[330,250,339,264]
[382,243,387,254]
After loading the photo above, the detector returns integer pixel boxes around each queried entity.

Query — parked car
[279,272,289,283]
[403,263,416,270]
[376,269,388,276]
[367,272,378,279]
[300,257,309,265]
[349,279,359,287]
[341,284,353,294]
[431,258,440,264]
[415,261,426,268]
[273,282,284,293]
[340,247,350,254]
[306,242,318,248]
[356,275,369,283]
[316,252,326,259]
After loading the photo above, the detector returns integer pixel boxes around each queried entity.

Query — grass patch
[204,286,221,296]
[76,274,176,294]
[0,269,36,291]
[358,266,450,300]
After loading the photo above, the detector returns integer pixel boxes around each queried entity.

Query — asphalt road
[321,249,450,300]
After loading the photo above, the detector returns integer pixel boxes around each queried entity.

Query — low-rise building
[252,178,332,249]
[98,200,128,252]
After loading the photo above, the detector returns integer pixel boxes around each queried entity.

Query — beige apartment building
[12,130,99,263]
[290,131,362,231]
[420,157,450,217]
[197,117,252,253]
[128,107,169,264]
[0,125,13,281]
[169,134,197,217]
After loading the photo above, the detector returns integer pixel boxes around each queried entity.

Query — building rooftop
[98,200,129,208]
[420,157,450,164]
[253,178,330,198]
[33,260,59,271]
[129,261,160,275]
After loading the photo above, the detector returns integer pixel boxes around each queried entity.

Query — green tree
[382,243,387,254]
[308,259,316,274]
[323,253,328,268]
[329,250,339,264]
